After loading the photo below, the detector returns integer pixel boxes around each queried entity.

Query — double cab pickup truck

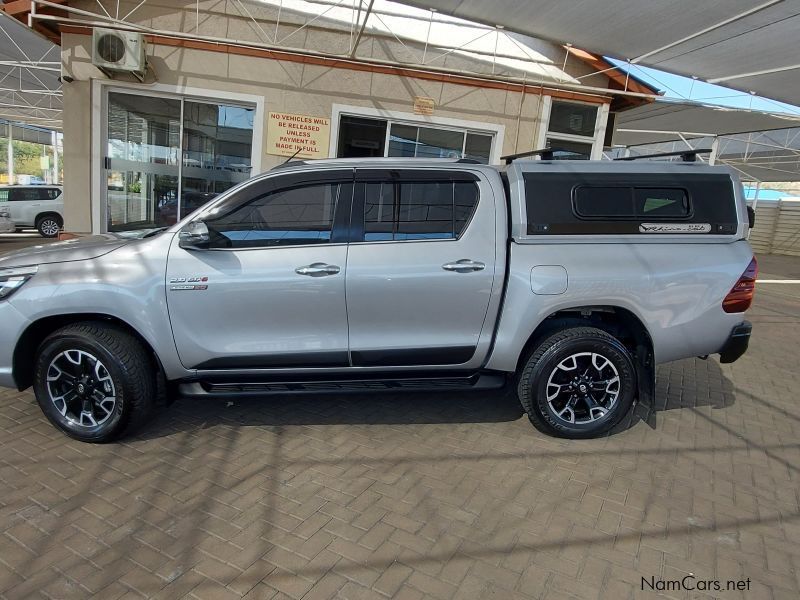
[0,156,756,442]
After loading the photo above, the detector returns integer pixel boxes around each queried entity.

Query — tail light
[722,257,758,313]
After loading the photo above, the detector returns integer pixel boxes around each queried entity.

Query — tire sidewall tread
[33,322,156,443]
[517,326,637,439]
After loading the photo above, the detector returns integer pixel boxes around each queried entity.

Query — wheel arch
[34,211,63,225]
[13,313,165,391]
[515,305,652,370]
[513,304,656,412]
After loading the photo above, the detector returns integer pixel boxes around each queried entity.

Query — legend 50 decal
[639,223,711,233]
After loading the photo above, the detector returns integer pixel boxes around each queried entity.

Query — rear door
[38,187,63,218]
[344,168,499,368]
[6,187,40,226]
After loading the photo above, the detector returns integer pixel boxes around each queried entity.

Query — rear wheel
[517,327,636,439]
[36,214,62,238]
[33,322,156,442]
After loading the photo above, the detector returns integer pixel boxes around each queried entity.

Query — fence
[750,200,800,257]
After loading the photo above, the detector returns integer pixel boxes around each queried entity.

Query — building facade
[48,0,655,233]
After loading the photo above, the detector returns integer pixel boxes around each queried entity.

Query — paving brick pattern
[1,254,798,599]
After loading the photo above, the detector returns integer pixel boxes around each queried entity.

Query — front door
[345,169,498,368]
[166,170,353,370]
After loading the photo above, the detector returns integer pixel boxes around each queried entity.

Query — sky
[606,58,800,116]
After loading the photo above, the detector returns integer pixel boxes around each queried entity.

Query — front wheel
[33,322,156,442]
[517,327,636,439]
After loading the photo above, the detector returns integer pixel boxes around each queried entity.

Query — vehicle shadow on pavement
[609,356,736,435]
[138,387,527,441]
[138,357,736,441]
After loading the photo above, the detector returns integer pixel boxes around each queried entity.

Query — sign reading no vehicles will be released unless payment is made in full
[267,112,331,159]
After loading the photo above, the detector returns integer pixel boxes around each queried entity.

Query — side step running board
[178,373,506,397]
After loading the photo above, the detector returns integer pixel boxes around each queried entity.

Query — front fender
[8,234,188,380]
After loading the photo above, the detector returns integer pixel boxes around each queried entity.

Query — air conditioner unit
[92,28,147,80]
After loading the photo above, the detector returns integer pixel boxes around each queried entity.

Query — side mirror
[179,221,210,250]
[746,206,756,229]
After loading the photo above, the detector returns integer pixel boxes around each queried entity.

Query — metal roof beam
[709,62,800,84]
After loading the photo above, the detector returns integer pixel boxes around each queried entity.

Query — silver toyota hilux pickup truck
[0,156,756,442]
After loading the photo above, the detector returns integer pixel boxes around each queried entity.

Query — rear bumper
[719,321,752,364]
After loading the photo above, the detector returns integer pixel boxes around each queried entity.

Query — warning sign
[413,96,435,115]
[267,112,331,159]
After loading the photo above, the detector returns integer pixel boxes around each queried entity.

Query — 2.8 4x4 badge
[169,276,208,291]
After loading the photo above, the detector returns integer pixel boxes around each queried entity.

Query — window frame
[536,97,609,160]
[349,169,482,244]
[330,104,504,164]
[94,80,264,234]
[571,184,693,221]
[198,170,355,251]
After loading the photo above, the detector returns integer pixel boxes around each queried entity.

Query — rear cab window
[573,186,690,219]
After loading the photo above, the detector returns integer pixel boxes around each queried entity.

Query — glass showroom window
[337,115,494,163]
[544,100,599,160]
[105,91,255,231]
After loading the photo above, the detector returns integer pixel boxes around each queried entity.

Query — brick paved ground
[0,250,798,599]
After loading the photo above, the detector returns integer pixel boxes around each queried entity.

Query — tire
[36,214,62,238]
[517,327,636,439]
[32,322,156,442]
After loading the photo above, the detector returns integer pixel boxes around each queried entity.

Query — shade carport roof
[396,0,800,107]
[0,12,61,130]
[610,100,800,182]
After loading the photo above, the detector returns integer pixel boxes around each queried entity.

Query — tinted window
[548,101,598,137]
[9,188,46,202]
[464,133,492,163]
[574,186,689,218]
[364,182,395,241]
[574,186,634,217]
[362,180,479,241]
[0,190,8,202]
[337,116,387,158]
[44,188,62,200]
[634,188,689,217]
[205,182,343,248]
[546,138,592,160]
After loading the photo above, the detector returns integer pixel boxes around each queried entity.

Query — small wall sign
[267,112,331,159]
[413,96,435,115]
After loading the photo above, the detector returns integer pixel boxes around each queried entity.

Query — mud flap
[634,343,656,429]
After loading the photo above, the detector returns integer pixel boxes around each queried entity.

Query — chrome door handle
[295,262,341,276]
[442,259,486,273]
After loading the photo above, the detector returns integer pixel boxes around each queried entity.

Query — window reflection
[337,115,493,163]
[106,92,255,231]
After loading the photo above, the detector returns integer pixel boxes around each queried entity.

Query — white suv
[0,185,64,237]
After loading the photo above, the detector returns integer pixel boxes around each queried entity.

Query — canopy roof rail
[614,149,713,163]
[500,147,582,164]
